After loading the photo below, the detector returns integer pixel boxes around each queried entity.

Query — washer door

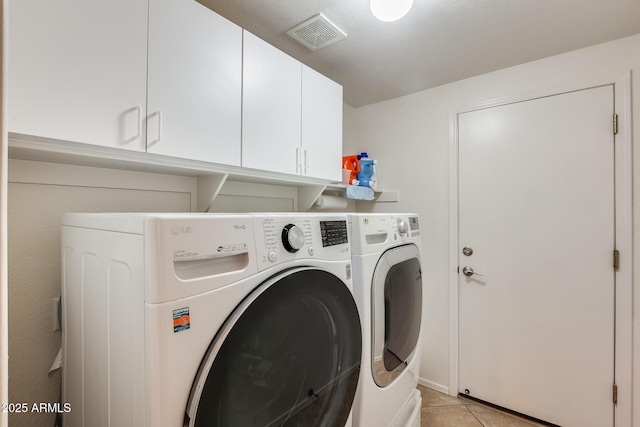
[185,267,362,427]
[371,244,422,387]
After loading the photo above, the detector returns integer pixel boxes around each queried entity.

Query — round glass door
[371,244,422,387]
[185,267,362,427]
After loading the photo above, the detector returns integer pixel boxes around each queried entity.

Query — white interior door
[458,86,615,427]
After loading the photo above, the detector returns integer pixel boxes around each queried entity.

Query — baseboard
[418,378,449,395]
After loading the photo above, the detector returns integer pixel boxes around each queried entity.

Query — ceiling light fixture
[370,0,414,22]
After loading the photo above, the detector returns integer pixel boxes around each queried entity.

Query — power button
[268,251,277,262]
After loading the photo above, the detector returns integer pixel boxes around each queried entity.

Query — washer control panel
[253,214,350,268]
[262,218,313,252]
[320,220,349,247]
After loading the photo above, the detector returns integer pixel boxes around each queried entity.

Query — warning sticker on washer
[173,307,190,333]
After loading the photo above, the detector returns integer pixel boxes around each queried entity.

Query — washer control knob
[397,219,409,236]
[282,224,305,253]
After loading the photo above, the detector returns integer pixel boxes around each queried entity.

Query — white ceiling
[198,0,640,107]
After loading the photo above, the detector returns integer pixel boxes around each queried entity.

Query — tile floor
[418,385,548,427]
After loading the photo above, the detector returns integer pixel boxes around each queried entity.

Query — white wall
[343,103,359,156]
[353,32,640,416]
[0,1,8,425]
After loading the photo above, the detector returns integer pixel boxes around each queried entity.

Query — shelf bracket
[297,184,327,212]
[197,173,229,212]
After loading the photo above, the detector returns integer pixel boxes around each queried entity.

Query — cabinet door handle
[123,105,142,144]
[147,110,163,147]
[296,146,302,174]
[133,105,142,142]
[304,148,310,174]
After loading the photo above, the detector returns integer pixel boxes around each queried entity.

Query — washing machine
[349,213,423,427]
[61,212,362,427]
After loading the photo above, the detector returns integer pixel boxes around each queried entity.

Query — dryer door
[185,267,362,427]
[371,244,422,387]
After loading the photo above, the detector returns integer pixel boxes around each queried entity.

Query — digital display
[409,217,419,231]
[320,220,348,247]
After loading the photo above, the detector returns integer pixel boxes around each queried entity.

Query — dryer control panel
[349,213,421,255]
[408,216,421,238]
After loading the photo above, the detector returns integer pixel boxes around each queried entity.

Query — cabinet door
[8,0,147,151]
[301,66,343,181]
[147,0,242,165]
[242,31,302,175]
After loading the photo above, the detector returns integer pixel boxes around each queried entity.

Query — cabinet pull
[133,105,142,142]
[123,105,142,144]
[304,148,311,174]
[148,110,163,147]
[296,146,302,174]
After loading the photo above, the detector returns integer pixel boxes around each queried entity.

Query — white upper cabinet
[242,31,302,176]
[8,0,148,151]
[8,1,343,184]
[301,65,343,182]
[147,0,242,165]
[242,32,344,181]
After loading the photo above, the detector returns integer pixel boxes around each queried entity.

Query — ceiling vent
[287,13,346,51]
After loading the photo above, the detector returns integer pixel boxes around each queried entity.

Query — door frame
[447,71,632,426]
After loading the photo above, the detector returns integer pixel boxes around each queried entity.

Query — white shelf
[8,134,339,212]
[323,183,400,203]
[9,135,398,210]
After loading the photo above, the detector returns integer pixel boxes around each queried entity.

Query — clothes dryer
[61,213,361,427]
[349,213,423,427]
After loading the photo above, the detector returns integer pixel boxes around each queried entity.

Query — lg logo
[171,226,192,235]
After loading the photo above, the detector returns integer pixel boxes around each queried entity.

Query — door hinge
[613,384,618,404]
[613,250,620,271]
[613,114,618,135]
